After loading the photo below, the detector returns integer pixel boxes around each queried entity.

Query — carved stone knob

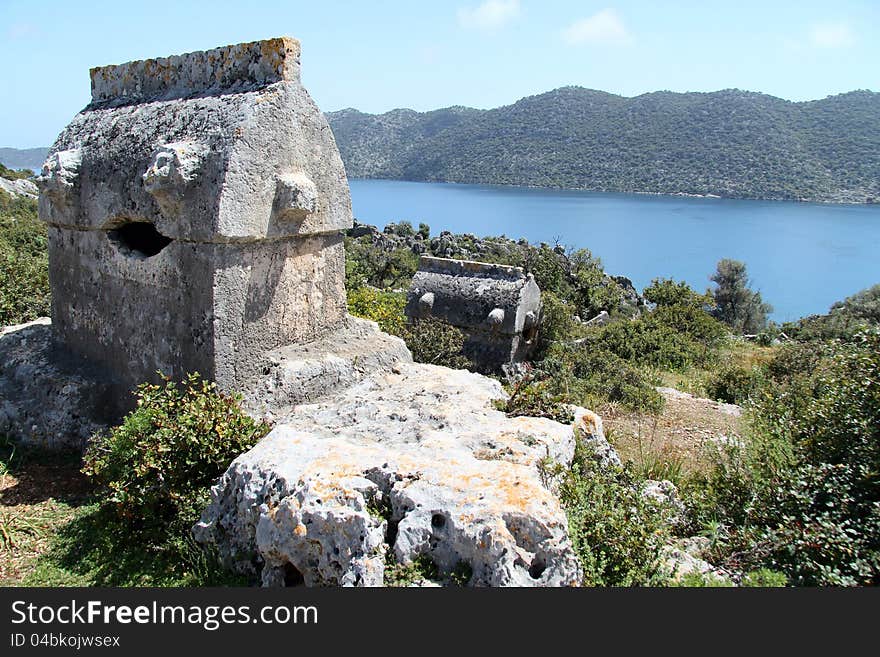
[488,307,505,326]
[418,292,435,316]
[142,141,206,216]
[274,172,318,221]
[37,148,83,205]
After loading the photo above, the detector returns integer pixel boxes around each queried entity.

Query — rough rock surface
[642,478,687,526]
[0,177,38,199]
[0,319,123,449]
[195,362,592,587]
[573,406,621,468]
[656,386,743,417]
[663,537,731,584]
[241,316,412,422]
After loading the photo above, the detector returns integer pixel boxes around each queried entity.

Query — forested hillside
[327,87,880,203]
[0,147,47,172]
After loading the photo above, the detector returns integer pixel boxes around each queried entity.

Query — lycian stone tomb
[37,37,351,393]
[405,256,541,369]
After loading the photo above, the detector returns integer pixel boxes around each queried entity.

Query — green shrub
[0,163,32,181]
[347,285,407,334]
[0,191,50,326]
[344,237,419,290]
[555,434,672,586]
[672,572,734,587]
[787,283,880,342]
[535,291,582,355]
[499,374,574,424]
[705,364,762,405]
[576,305,726,374]
[710,259,773,334]
[401,318,471,370]
[503,342,663,417]
[741,568,787,587]
[644,277,713,309]
[384,554,439,587]
[83,373,271,527]
[684,331,880,585]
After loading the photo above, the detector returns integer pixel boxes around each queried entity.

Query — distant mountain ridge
[326,87,880,203]
[0,148,48,172]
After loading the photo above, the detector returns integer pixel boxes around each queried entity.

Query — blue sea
[349,179,880,323]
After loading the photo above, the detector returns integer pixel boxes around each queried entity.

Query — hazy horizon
[2,0,878,148]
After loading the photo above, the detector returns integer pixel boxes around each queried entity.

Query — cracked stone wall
[36,37,351,393]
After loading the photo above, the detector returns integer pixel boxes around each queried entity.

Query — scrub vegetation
[1,196,878,586]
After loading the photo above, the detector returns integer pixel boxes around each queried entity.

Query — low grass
[602,372,751,480]
[0,436,245,587]
[658,339,778,399]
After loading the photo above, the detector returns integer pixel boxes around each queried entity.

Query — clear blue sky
[2,0,877,148]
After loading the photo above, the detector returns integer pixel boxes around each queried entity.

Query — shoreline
[348,177,878,207]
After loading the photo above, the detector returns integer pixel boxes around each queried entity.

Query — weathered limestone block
[404,256,541,370]
[36,37,352,394]
[195,362,586,587]
[241,316,413,421]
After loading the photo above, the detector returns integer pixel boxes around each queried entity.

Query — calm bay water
[349,179,880,322]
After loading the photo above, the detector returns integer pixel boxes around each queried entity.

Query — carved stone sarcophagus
[404,256,541,370]
[37,38,352,393]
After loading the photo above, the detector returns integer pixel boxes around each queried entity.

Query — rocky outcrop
[0,319,124,449]
[0,177,38,199]
[241,316,412,422]
[194,361,592,587]
[662,537,731,584]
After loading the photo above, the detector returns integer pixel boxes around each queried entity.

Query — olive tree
[710,259,772,334]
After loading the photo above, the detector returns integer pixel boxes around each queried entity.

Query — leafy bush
[644,277,713,309]
[741,568,787,587]
[346,285,407,334]
[384,220,416,238]
[0,163,32,181]
[401,318,471,370]
[499,373,574,424]
[705,364,762,405]
[684,331,880,585]
[553,434,672,586]
[344,237,419,290]
[0,191,50,326]
[785,283,880,342]
[578,305,725,373]
[83,373,271,527]
[502,342,663,417]
[535,291,582,355]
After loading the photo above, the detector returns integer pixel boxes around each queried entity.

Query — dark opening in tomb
[108,221,172,257]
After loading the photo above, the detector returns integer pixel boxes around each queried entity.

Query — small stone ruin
[405,256,541,369]
[37,37,351,395]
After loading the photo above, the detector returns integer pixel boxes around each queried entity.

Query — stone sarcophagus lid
[404,256,541,369]
[36,37,351,393]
